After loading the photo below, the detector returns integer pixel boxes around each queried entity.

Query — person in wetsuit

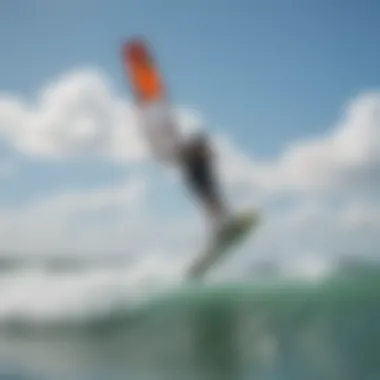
[143,113,229,239]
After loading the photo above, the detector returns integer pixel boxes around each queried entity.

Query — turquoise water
[0,270,379,380]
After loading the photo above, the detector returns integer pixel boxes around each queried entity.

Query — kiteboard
[187,208,260,280]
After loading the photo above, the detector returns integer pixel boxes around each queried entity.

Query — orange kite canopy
[122,38,165,104]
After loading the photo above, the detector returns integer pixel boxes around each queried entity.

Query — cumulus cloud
[0,176,147,254]
[0,68,379,282]
[217,91,380,200]
[0,68,201,162]
[207,90,380,277]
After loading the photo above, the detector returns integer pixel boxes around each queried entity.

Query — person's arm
[138,103,183,165]
[144,118,182,165]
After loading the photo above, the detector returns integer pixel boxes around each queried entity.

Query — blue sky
[1,0,379,154]
[0,0,379,268]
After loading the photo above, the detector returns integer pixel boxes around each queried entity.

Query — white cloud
[0,68,201,162]
[217,91,380,199]
[1,68,379,195]
[0,68,379,283]
[0,176,147,254]
[208,90,380,277]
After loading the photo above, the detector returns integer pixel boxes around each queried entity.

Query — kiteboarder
[122,38,259,278]
[148,121,230,238]
[122,39,230,238]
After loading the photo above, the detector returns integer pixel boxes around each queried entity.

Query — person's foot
[212,214,233,244]
[206,202,231,243]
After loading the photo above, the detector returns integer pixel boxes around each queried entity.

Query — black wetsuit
[180,137,219,206]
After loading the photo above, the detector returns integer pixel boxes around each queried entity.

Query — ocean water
[0,258,379,380]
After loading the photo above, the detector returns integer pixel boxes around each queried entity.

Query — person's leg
[180,133,231,238]
[186,163,230,238]
[198,183,226,221]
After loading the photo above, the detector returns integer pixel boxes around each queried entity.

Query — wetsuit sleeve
[138,102,182,165]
